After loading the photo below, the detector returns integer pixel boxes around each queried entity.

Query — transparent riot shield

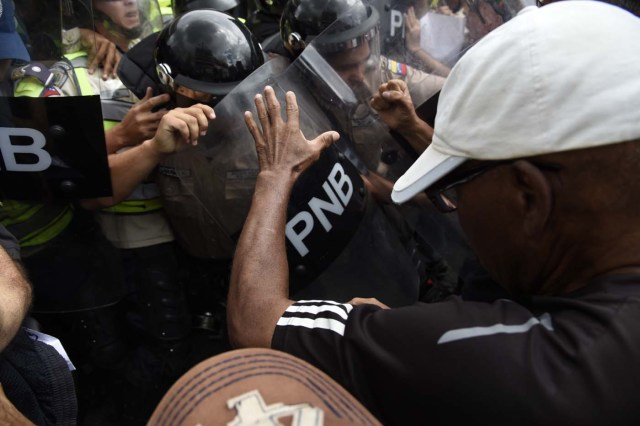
[292,1,524,301]
[359,0,529,298]
[3,0,129,321]
[161,51,421,306]
[371,0,529,71]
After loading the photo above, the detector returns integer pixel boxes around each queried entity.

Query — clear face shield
[314,5,383,103]
[362,0,528,294]
[90,0,163,50]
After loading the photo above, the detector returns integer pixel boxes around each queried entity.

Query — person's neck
[536,229,640,295]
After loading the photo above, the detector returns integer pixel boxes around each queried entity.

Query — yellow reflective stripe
[160,6,173,17]
[65,52,94,96]
[101,197,163,214]
[73,66,94,97]
[103,119,118,130]
[0,200,40,225]
[20,206,74,247]
[14,77,45,97]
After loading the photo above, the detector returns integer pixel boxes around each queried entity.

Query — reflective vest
[67,52,164,215]
[0,201,73,248]
[158,0,174,23]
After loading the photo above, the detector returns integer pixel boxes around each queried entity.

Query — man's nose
[349,66,366,84]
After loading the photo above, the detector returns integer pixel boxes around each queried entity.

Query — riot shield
[3,0,129,318]
[371,0,530,70]
[299,1,526,300]
[162,53,421,306]
[4,0,113,199]
[0,96,111,199]
[86,0,164,50]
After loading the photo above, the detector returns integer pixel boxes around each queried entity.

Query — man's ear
[511,160,553,238]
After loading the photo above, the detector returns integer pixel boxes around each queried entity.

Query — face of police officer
[326,42,374,102]
[93,0,142,40]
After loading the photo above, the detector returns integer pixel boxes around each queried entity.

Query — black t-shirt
[272,274,640,425]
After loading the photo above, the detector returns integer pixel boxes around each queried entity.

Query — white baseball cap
[391,1,640,204]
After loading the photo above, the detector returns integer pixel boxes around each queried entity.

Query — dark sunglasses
[426,159,562,213]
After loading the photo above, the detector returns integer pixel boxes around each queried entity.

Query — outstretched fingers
[284,91,300,133]
[244,109,268,170]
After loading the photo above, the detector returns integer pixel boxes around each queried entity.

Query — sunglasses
[426,159,562,213]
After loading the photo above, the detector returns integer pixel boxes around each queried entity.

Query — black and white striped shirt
[272,275,640,425]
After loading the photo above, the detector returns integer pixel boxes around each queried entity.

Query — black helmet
[280,0,379,57]
[155,9,264,106]
[172,0,242,17]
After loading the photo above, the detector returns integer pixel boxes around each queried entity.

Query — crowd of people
[1,0,640,424]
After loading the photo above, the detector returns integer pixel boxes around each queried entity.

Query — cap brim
[391,145,467,204]
[149,348,382,425]
[0,32,30,62]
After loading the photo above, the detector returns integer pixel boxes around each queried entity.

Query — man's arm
[80,104,214,209]
[227,86,339,348]
[370,79,433,154]
[0,246,31,351]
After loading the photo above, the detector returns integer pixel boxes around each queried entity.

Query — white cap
[391,1,640,204]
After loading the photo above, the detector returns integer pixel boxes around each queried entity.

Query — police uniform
[273,273,640,425]
[158,0,174,24]
[4,62,132,417]
[57,48,192,347]
[11,48,192,416]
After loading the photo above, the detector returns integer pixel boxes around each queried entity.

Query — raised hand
[370,79,433,153]
[149,103,215,155]
[116,87,171,146]
[370,79,418,130]
[80,28,121,80]
[405,6,422,54]
[244,86,339,181]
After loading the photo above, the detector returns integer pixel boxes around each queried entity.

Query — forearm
[0,248,31,351]
[228,172,296,348]
[80,139,164,209]
[396,115,434,154]
[409,49,451,77]
[104,125,128,154]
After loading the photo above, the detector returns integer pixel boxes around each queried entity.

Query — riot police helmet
[280,0,379,58]
[155,9,264,107]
